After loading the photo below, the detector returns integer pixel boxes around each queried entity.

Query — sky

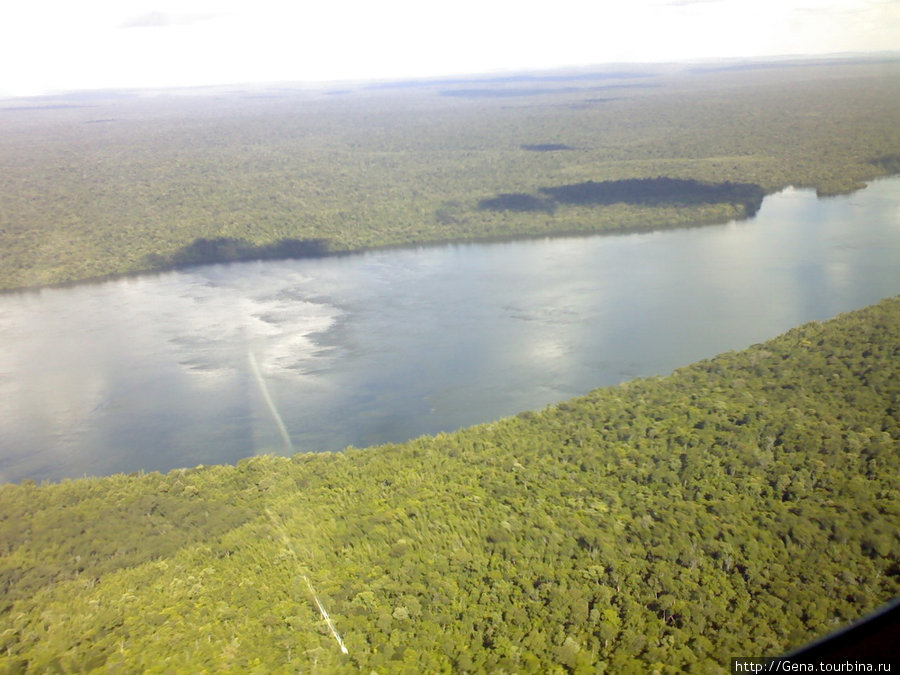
[1,0,898,97]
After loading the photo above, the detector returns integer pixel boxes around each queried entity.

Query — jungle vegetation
[1,296,898,672]
[478,178,765,216]
[520,144,575,152]
[144,236,329,269]
[1,57,900,290]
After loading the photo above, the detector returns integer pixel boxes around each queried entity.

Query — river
[2,177,899,483]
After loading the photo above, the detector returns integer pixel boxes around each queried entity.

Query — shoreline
[6,175,893,296]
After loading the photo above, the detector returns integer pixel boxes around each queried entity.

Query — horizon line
[2,50,899,102]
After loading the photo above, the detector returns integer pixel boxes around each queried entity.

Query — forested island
[1,57,900,291]
[1,297,899,672]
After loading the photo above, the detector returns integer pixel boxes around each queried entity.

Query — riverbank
[0,200,774,296]
[3,175,898,484]
[2,58,899,292]
[1,295,898,671]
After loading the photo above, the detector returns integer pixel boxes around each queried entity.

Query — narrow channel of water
[2,177,899,483]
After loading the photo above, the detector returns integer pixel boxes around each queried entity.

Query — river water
[2,177,899,483]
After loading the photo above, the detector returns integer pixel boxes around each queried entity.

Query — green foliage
[1,59,899,290]
[538,177,764,213]
[478,192,556,213]
[151,235,330,268]
[1,297,899,672]
[521,144,575,152]
[873,154,900,174]
[479,178,765,217]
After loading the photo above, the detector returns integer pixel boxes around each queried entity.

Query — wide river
[2,177,900,483]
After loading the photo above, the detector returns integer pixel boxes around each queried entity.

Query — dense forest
[478,178,765,216]
[1,58,900,290]
[1,296,898,672]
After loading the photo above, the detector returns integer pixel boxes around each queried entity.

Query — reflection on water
[2,177,900,483]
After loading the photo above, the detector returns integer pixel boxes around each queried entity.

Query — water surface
[2,177,899,483]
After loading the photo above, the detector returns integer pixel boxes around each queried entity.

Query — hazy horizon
[2,0,899,98]
[3,52,899,103]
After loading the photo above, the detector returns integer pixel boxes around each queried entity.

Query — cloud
[121,11,221,29]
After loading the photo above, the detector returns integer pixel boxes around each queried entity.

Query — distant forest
[1,58,899,290]
[521,144,575,152]
[1,297,898,671]
[478,177,766,216]
[143,236,329,268]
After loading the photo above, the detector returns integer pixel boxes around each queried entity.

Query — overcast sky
[1,0,898,97]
